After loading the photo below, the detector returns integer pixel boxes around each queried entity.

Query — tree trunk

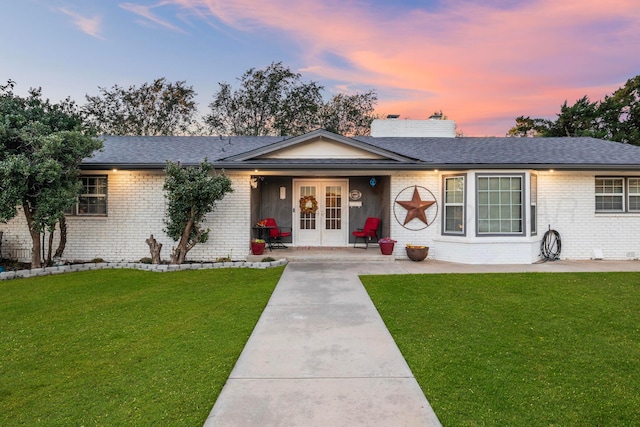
[54,216,67,259]
[46,224,55,266]
[22,203,42,268]
[170,211,195,264]
[146,234,162,264]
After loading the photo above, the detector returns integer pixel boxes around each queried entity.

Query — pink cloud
[59,7,104,39]
[120,2,186,33]
[136,0,640,135]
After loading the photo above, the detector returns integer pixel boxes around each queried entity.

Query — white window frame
[530,173,537,236]
[67,176,108,216]
[628,178,640,212]
[595,177,624,212]
[442,175,465,235]
[476,174,525,236]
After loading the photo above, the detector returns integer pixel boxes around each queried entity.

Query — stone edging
[0,259,288,281]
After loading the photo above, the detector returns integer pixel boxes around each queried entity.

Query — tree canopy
[318,91,379,136]
[205,62,379,136]
[163,160,233,264]
[83,78,198,136]
[0,82,103,267]
[205,62,323,136]
[507,75,640,145]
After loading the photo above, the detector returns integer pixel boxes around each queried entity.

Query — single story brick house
[2,118,640,264]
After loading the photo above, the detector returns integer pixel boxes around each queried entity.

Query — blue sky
[2,0,639,136]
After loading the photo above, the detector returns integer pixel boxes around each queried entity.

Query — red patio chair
[352,217,380,249]
[264,218,292,249]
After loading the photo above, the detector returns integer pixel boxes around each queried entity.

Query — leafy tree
[0,82,103,268]
[319,91,379,136]
[163,160,233,264]
[507,75,640,145]
[83,78,198,135]
[205,62,323,136]
[507,116,552,137]
[205,62,380,136]
[546,96,600,137]
[597,75,640,144]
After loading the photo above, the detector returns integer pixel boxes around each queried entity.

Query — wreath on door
[299,195,319,214]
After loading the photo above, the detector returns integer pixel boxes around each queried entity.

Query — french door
[293,179,348,246]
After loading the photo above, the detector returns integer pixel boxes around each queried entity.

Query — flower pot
[379,241,395,255]
[251,241,266,255]
[406,246,429,261]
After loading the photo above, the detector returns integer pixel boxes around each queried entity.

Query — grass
[0,267,283,426]
[361,272,640,426]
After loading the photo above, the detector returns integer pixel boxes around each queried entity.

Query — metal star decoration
[395,187,436,225]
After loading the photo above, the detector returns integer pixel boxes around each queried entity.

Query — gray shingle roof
[355,136,640,166]
[84,135,285,167]
[82,133,640,170]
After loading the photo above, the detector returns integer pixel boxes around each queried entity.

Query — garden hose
[541,228,561,261]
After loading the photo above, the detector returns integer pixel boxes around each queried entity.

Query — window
[595,178,624,212]
[530,174,537,235]
[595,177,640,213]
[477,175,524,235]
[325,185,342,230]
[629,178,640,211]
[299,186,316,230]
[443,175,465,234]
[67,176,108,216]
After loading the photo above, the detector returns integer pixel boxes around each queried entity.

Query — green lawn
[361,272,640,426]
[0,267,283,426]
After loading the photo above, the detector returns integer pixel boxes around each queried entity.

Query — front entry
[294,179,348,246]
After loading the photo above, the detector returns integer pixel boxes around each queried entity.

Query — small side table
[252,226,275,251]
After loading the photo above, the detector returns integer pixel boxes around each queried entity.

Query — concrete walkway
[204,257,640,426]
[204,262,442,426]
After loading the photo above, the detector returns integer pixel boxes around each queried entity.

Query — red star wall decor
[396,187,436,225]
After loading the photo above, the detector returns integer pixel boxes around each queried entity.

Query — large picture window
[67,176,108,216]
[443,175,465,234]
[477,175,524,235]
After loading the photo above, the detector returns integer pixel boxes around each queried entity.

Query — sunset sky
[2,0,639,136]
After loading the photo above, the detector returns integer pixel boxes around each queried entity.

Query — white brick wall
[2,168,639,265]
[390,172,441,257]
[0,170,251,263]
[537,171,640,260]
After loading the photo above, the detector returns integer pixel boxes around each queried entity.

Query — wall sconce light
[279,186,286,200]
[250,177,258,189]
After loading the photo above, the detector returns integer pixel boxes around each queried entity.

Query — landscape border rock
[0,259,288,281]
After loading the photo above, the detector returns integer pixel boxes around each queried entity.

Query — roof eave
[80,162,640,172]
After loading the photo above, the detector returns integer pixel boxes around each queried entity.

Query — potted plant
[251,239,266,255]
[405,244,429,261]
[378,237,396,255]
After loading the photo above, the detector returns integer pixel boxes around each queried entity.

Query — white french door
[294,179,348,246]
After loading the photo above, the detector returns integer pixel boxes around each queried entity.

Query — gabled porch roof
[223,128,416,163]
